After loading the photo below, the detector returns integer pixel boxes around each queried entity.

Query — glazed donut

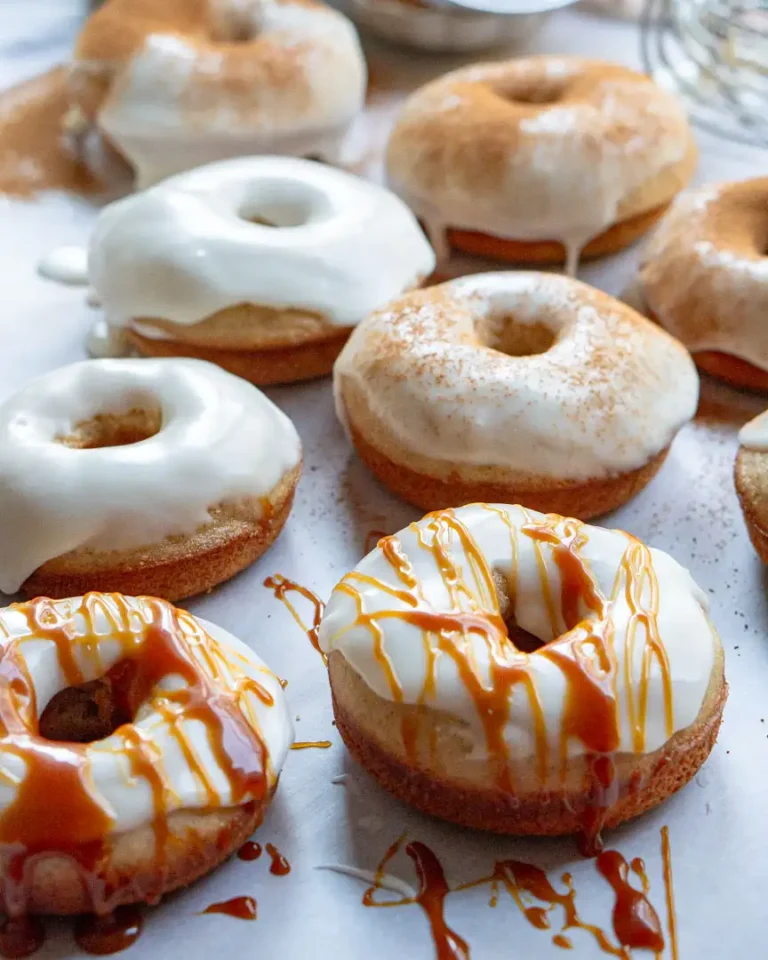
[0,358,302,600]
[637,179,768,391]
[346,0,545,53]
[70,0,367,186]
[333,273,699,519]
[735,411,768,562]
[0,592,292,915]
[386,57,697,271]
[318,504,726,840]
[72,157,434,384]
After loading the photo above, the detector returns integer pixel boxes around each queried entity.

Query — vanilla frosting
[76,156,434,344]
[386,57,694,271]
[333,272,699,482]
[73,0,367,187]
[0,358,301,593]
[0,595,291,882]
[318,504,719,769]
[638,179,768,371]
[739,410,768,451]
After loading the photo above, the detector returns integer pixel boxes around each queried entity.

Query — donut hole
[475,314,556,357]
[58,407,162,449]
[493,570,546,652]
[238,179,334,229]
[39,678,130,744]
[491,79,565,106]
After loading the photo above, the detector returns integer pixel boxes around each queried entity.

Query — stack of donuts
[10,0,768,938]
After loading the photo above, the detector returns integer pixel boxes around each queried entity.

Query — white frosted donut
[0,593,293,914]
[346,0,545,53]
[71,0,367,187]
[318,503,725,836]
[48,157,435,384]
[386,57,696,269]
[0,358,302,599]
[333,272,699,518]
[637,178,768,391]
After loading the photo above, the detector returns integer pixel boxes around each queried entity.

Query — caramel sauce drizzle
[265,843,291,876]
[263,575,326,662]
[0,593,271,921]
[660,826,679,960]
[363,833,672,959]
[237,841,262,862]
[73,906,143,955]
[201,896,257,921]
[290,740,332,750]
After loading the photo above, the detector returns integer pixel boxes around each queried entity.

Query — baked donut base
[128,328,353,386]
[329,654,727,837]
[447,202,671,265]
[7,800,266,915]
[735,449,768,563]
[21,465,301,602]
[347,419,668,520]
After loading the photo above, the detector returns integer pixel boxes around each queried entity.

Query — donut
[346,0,545,53]
[69,0,367,187]
[637,179,768,391]
[0,358,302,600]
[318,503,726,841]
[333,273,699,519]
[386,57,697,271]
[76,157,434,384]
[0,592,292,914]
[734,410,768,561]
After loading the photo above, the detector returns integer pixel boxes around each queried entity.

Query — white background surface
[1,2,767,957]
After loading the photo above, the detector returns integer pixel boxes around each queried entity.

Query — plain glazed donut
[735,411,768,562]
[318,504,726,841]
[333,272,699,519]
[638,179,768,391]
[70,0,367,187]
[72,157,434,384]
[0,592,292,915]
[0,358,302,599]
[386,57,697,271]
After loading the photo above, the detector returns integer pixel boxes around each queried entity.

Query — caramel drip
[290,740,331,750]
[73,907,143,955]
[263,575,326,661]
[237,841,262,861]
[201,896,257,920]
[0,917,44,958]
[363,837,469,960]
[552,933,573,949]
[661,826,679,960]
[0,593,269,915]
[265,843,291,876]
[596,850,664,952]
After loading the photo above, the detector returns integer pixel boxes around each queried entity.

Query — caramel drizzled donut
[638,178,768,391]
[318,504,726,841]
[386,57,697,271]
[333,272,699,519]
[0,358,302,599]
[0,592,292,915]
[70,0,367,186]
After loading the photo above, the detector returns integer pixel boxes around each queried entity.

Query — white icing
[386,58,692,269]
[0,358,301,593]
[37,245,89,285]
[346,0,544,53]
[739,410,768,451]
[318,504,719,764]
[85,156,435,333]
[78,0,367,187]
[315,865,417,899]
[0,596,293,841]
[638,180,768,371]
[333,272,699,482]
